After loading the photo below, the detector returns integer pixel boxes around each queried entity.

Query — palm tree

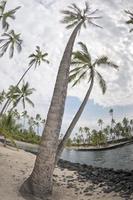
[12,109,20,120]
[122,117,130,138]
[56,42,118,162]
[0,90,5,104]
[125,10,133,32]
[8,82,35,112]
[84,127,91,144]
[0,1,21,31]
[79,127,85,144]
[130,119,133,134]
[35,114,41,135]
[114,122,122,140]
[0,30,22,58]
[98,119,104,131]
[22,110,28,130]
[109,108,114,140]
[0,46,49,116]
[20,2,102,198]
[28,117,34,133]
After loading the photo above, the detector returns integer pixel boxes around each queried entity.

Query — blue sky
[0,0,133,136]
[62,96,133,136]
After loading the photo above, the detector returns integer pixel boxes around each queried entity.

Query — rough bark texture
[56,77,94,164]
[20,21,83,199]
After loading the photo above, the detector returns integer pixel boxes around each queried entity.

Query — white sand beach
[0,143,125,200]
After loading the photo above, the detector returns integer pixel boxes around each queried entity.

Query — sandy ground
[0,143,125,200]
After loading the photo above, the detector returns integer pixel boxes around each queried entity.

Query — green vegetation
[0,109,45,144]
[66,112,133,147]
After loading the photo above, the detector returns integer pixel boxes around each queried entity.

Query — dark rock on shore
[58,159,133,199]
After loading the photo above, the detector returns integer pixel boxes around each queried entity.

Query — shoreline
[58,159,133,199]
[0,143,133,199]
[1,137,133,154]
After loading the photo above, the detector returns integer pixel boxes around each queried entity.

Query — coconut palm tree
[20,2,102,198]
[125,10,133,32]
[114,122,122,140]
[122,117,130,138]
[0,30,22,58]
[109,108,115,139]
[22,110,28,130]
[56,42,118,162]
[35,114,41,135]
[8,81,35,113]
[28,116,34,133]
[0,1,20,31]
[0,90,5,104]
[12,109,20,120]
[0,46,49,116]
[98,119,104,131]
[130,119,133,134]
[84,126,91,144]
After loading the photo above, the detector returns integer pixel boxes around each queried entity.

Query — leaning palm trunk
[0,65,33,116]
[20,21,83,199]
[55,77,94,164]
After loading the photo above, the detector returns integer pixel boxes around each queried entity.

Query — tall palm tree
[56,42,118,162]
[114,122,122,140]
[22,110,28,130]
[20,2,102,198]
[130,119,133,134]
[0,46,49,116]
[0,1,21,31]
[98,119,104,131]
[35,114,41,135]
[0,30,22,58]
[28,116,34,133]
[12,109,20,120]
[0,90,5,104]
[8,81,35,112]
[125,10,133,32]
[84,126,91,144]
[109,108,114,140]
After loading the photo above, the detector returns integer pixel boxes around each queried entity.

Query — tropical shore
[0,143,132,200]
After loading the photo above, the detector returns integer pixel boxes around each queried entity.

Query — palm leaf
[96,71,106,94]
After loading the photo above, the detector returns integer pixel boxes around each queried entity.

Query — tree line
[67,111,133,147]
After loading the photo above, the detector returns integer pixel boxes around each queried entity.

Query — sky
[0,0,133,136]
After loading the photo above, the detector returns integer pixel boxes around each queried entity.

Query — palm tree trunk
[0,99,10,116]
[55,77,94,164]
[0,65,32,116]
[20,21,83,199]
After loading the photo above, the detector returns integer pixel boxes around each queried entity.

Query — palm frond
[61,2,101,30]
[125,10,133,32]
[95,56,119,69]
[25,97,34,107]
[78,42,91,59]
[0,30,22,58]
[28,46,49,68]
[96,71,107,94]
[71,70,88,87]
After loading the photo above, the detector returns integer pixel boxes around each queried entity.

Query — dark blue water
[61,144,133,170]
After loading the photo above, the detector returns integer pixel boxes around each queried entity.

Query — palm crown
[61,1,102,29]
[7,81,35,110]
[69,42,119,94]
[29,46,49,68]
[0,30,22,58]
[0,1,20,31]
[125,10,133,32]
